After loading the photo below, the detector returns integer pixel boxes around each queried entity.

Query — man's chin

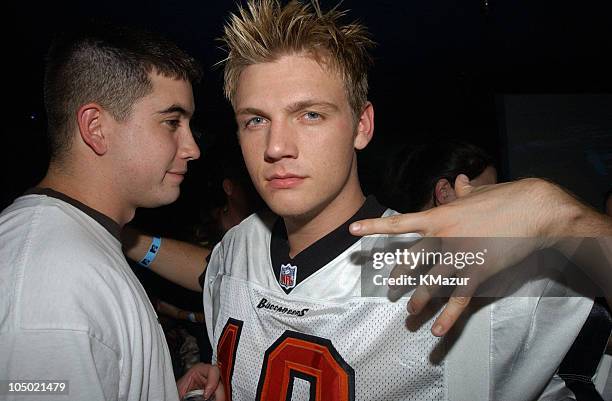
[266,198,323,222]
[141,190,181,209]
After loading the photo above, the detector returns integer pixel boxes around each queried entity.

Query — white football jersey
[203,198,593,401]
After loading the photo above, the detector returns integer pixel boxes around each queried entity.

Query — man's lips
[266,174,306,189]
[167,171,186,180]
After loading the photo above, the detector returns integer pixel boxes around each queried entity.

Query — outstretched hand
[350,176,600,336]
[352,175,571,239]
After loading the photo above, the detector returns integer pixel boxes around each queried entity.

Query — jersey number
[217,319,355,401]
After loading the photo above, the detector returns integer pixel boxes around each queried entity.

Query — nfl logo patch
[279,263,298,290]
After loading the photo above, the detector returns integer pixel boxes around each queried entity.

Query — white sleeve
[0,330,120,401]
[203,241,224,356]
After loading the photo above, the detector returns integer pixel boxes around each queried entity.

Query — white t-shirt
[203,198,593,401]
[0,192,178,401]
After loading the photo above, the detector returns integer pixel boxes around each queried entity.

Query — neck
[38,162,134,227]
[284,178,365,258]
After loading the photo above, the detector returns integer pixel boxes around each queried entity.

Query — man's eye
[165,120,180,130]
[304,112,321,120]
[246,117,266,127]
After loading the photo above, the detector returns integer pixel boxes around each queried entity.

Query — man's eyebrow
[156,104,193,118]
[285,100,339,113]
[235,100,339,118]
[235,107,270,119]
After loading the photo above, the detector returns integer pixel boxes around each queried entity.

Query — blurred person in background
[195,144,263,247]
[381,140,496,213]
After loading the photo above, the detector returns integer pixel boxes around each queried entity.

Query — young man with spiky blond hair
[194,1,610,400]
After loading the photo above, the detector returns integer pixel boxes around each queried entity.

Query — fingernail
[407,302,416,314]
[350,223,361,233]
[432,324,444,336]
[204,390,211,399]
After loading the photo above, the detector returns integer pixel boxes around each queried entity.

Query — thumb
[454,174,473,198]
[204,365,221,400]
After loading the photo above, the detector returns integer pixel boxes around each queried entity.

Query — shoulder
[207,211,276,277]
[0,194,123,288]
[2,194,119,252]
[213,211,276,256]
[1,195,138,333]
[222,210,277,243]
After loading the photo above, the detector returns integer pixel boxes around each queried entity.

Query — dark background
[4,0,612,237]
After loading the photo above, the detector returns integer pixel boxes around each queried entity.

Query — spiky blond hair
[221,0,375,119]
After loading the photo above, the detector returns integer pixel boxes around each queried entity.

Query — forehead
[234,54,347,111]
[139,72,195,113]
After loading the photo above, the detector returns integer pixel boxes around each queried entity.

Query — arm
[122,226,208,292]
[156,300,204,323]
[350,176,612,336]
[556,235,612,308]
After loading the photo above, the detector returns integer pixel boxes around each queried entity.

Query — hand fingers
[349,212,429,236]
[203,365,221,400]
[177,363,215,398]
[430,262,483,336]
[431,295,472,336]
[434,297,473,338]
[407,285,433,315]
[407,262,455,314]
[213,379,227,401]
[177,375,194,398]
[386,263,417,301]
[454,174,473,198]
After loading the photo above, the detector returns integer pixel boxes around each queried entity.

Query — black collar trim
[24,187,122,241]
[270,195,386,294]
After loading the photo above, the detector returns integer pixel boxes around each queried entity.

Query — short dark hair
[381,140,495,213]
[44,22,202,161]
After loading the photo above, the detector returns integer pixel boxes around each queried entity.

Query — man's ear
[222,178,234,197]
[434,178,457,206]
[77,103,108,155]
[354,101,374,150]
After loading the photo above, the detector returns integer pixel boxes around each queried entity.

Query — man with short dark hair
[0,24,222,401]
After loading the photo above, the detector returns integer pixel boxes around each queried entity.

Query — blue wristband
[138,236,161,268]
